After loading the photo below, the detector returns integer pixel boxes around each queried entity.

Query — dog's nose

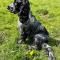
[7,6,13,11]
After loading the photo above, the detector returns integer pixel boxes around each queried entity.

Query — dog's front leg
[17,20,27,44]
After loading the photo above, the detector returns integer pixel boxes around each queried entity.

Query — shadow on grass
[48,37,60,47]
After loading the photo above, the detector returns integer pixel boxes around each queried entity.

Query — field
[0,0,60,60]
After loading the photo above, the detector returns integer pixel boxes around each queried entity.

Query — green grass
[0,0,60,60]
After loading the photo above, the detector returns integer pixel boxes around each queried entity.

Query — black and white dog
[7,0,55,60]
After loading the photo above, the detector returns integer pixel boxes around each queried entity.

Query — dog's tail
[42,43,56,60]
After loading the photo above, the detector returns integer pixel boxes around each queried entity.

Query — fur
[7,0,56,60]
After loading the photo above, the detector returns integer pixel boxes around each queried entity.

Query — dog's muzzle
[7,6,13,11]
[7,3,16,13]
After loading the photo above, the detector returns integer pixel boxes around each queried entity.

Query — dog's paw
[17,40,24,44]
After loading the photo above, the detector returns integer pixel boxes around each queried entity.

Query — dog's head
[7,0,29,14]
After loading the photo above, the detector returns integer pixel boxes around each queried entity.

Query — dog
[7,0,56,60]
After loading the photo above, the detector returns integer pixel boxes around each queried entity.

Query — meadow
[0,0,60,60]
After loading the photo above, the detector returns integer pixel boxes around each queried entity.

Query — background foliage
[0,0,60,60]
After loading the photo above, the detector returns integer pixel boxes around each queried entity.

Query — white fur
[18,19,23,33]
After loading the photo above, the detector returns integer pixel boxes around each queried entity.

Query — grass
[0,0,60,60]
